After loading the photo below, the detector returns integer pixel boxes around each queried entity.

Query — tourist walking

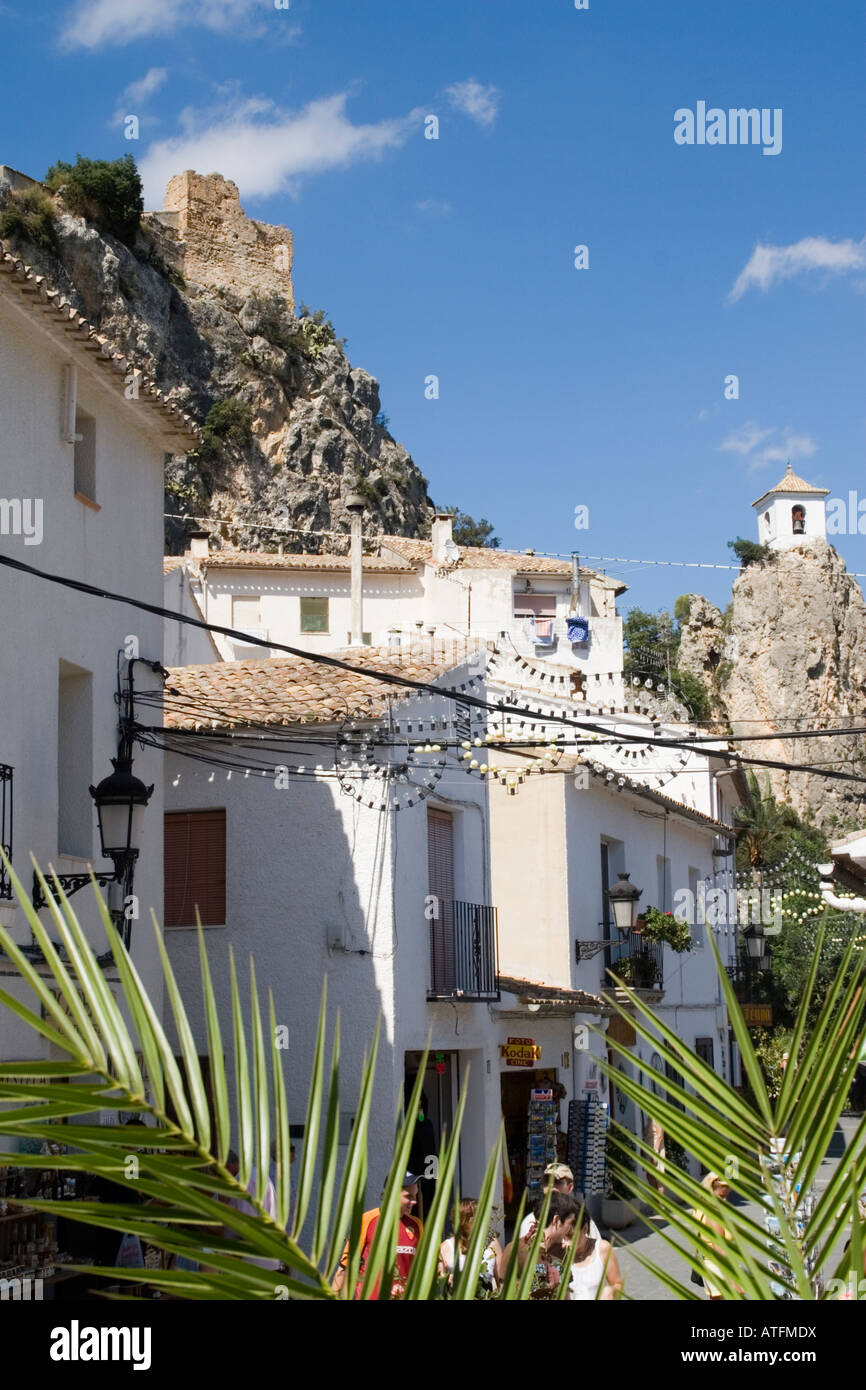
[333,1170,423,1299]
[518,1164,601,1244]
[568,1208,623,1300]
[691,1171,738,1299]
[498,1191,579,1294]
[438,1198,502,1292]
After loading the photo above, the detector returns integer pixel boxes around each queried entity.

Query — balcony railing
[0,764,12,901]
[605,930,663,991]
[428,900,499,1002]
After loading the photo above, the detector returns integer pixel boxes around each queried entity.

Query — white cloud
[124,67,168,104]
[718,422,818,471]
[414,198,452,216]
[445,79,500,128]
[729,235,866,301]
[755,432,818,466]
[61,0,295,49]
[139,92,424,206]
[719,421,776,455]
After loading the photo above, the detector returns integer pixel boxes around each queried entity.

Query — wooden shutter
[427,810,454,990]
[164,810,226,927]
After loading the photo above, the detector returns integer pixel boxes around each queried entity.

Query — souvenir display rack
[525,1087,558,1208]
[567,1096,608,1197]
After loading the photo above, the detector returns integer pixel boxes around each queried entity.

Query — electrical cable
[3,548,865,787]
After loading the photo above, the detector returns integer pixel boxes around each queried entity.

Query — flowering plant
[640,905,692,953]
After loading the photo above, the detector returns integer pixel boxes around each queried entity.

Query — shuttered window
[164,810,226,927]
[428,809,455,988]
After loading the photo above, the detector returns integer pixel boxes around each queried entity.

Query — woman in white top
[439,1198,502,1291]
[569,1209,623,1300]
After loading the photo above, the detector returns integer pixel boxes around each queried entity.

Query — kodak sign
[500,1036,541,1067]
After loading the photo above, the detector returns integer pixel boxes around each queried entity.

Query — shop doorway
[404,1050,457,1222]
[500,1068,560,1222]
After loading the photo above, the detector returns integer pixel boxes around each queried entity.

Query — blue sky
[2,0,864,614]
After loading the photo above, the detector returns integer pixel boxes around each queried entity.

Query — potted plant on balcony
[601,1132,637,1230]
[640,905,692,953]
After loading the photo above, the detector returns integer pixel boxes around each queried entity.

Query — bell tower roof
[752,462,830,509]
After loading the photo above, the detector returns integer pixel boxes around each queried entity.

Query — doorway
[405,1050,457,1222]
[500,1068,560,1222]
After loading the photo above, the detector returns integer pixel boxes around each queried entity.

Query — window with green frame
[300,596,329,633]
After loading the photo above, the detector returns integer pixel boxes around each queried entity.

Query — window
[232,595,261,628]
[427,808,455,990]
[300,597,329,633]
[695,1037,715,1069]
[164,810,226,926]
[345,632,372,645]
[73,409,96,503]
[58,662,92,858]
[792,505,805,535]
[513,593,556,619]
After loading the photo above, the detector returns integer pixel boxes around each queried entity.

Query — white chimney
[431,512,454,564]
[188,531,210,559]
[345,492,366,645]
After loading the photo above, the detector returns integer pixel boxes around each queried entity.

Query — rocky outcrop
[0,171,433,552]
[677,539,866,831]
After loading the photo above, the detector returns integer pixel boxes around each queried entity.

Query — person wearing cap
[518,1164,601,1245]
[332,1171,423,1298]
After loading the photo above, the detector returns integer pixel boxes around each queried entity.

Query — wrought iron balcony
[604,930,664,992]
[0,764,12,901]
[428,900,499,1002]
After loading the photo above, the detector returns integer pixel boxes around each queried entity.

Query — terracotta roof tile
[202,550,413,573]
[377,535,626,592]
[0,244,200,449]
[752,462,830,507]
[164,644,479,730]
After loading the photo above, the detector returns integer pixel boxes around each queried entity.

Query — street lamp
[608,873,642,934]
[90,754,153,869]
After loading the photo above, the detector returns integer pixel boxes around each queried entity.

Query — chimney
[345,492,366,645]
[431,512,454,564]
[187,530,210,560]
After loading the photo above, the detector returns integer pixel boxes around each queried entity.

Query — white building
[753,463,829,550]
[163,514,626,703]
[160,646,584,1216]
[0,240,196,1064]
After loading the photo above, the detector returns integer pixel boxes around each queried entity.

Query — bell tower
[752,463,829,550]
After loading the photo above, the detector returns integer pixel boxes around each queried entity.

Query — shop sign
[742,1004,773,1027]
[500,1036,541,1067]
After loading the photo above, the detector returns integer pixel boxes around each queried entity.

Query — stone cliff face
[677,539,866,831]
[0,170,433,551]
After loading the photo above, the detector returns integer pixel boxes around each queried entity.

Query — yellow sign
[500,1037,541,1067]
[741,1004,773,1027]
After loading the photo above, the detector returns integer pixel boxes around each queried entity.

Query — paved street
[606,1117,858,1300]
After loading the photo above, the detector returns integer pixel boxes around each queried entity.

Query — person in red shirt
[333,1171,423,1299]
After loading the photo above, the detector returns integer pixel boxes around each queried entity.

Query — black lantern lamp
[609,873,642,934]
[91,754,153,869]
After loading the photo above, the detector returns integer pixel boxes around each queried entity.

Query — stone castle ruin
[145,171,294,307]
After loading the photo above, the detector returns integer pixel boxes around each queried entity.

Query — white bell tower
[752,463,829,551]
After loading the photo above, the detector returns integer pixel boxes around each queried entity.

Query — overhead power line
[2,549,865,788]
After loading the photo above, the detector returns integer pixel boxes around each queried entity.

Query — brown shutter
[164,810,226,927]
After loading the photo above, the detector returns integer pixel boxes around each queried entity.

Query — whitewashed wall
[0,293,166,1067]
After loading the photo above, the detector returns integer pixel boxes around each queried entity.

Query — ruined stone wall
[149,171,294,307]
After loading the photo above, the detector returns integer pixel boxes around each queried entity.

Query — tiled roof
[164,646,476,730]
[752,463,830,507]
[163,556,185,573]
[377,535,626,591]
[202,550,414,573]
[0,244,200,449]
[499,975,605,1012]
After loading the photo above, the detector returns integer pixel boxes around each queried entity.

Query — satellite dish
[443,538,460,562]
